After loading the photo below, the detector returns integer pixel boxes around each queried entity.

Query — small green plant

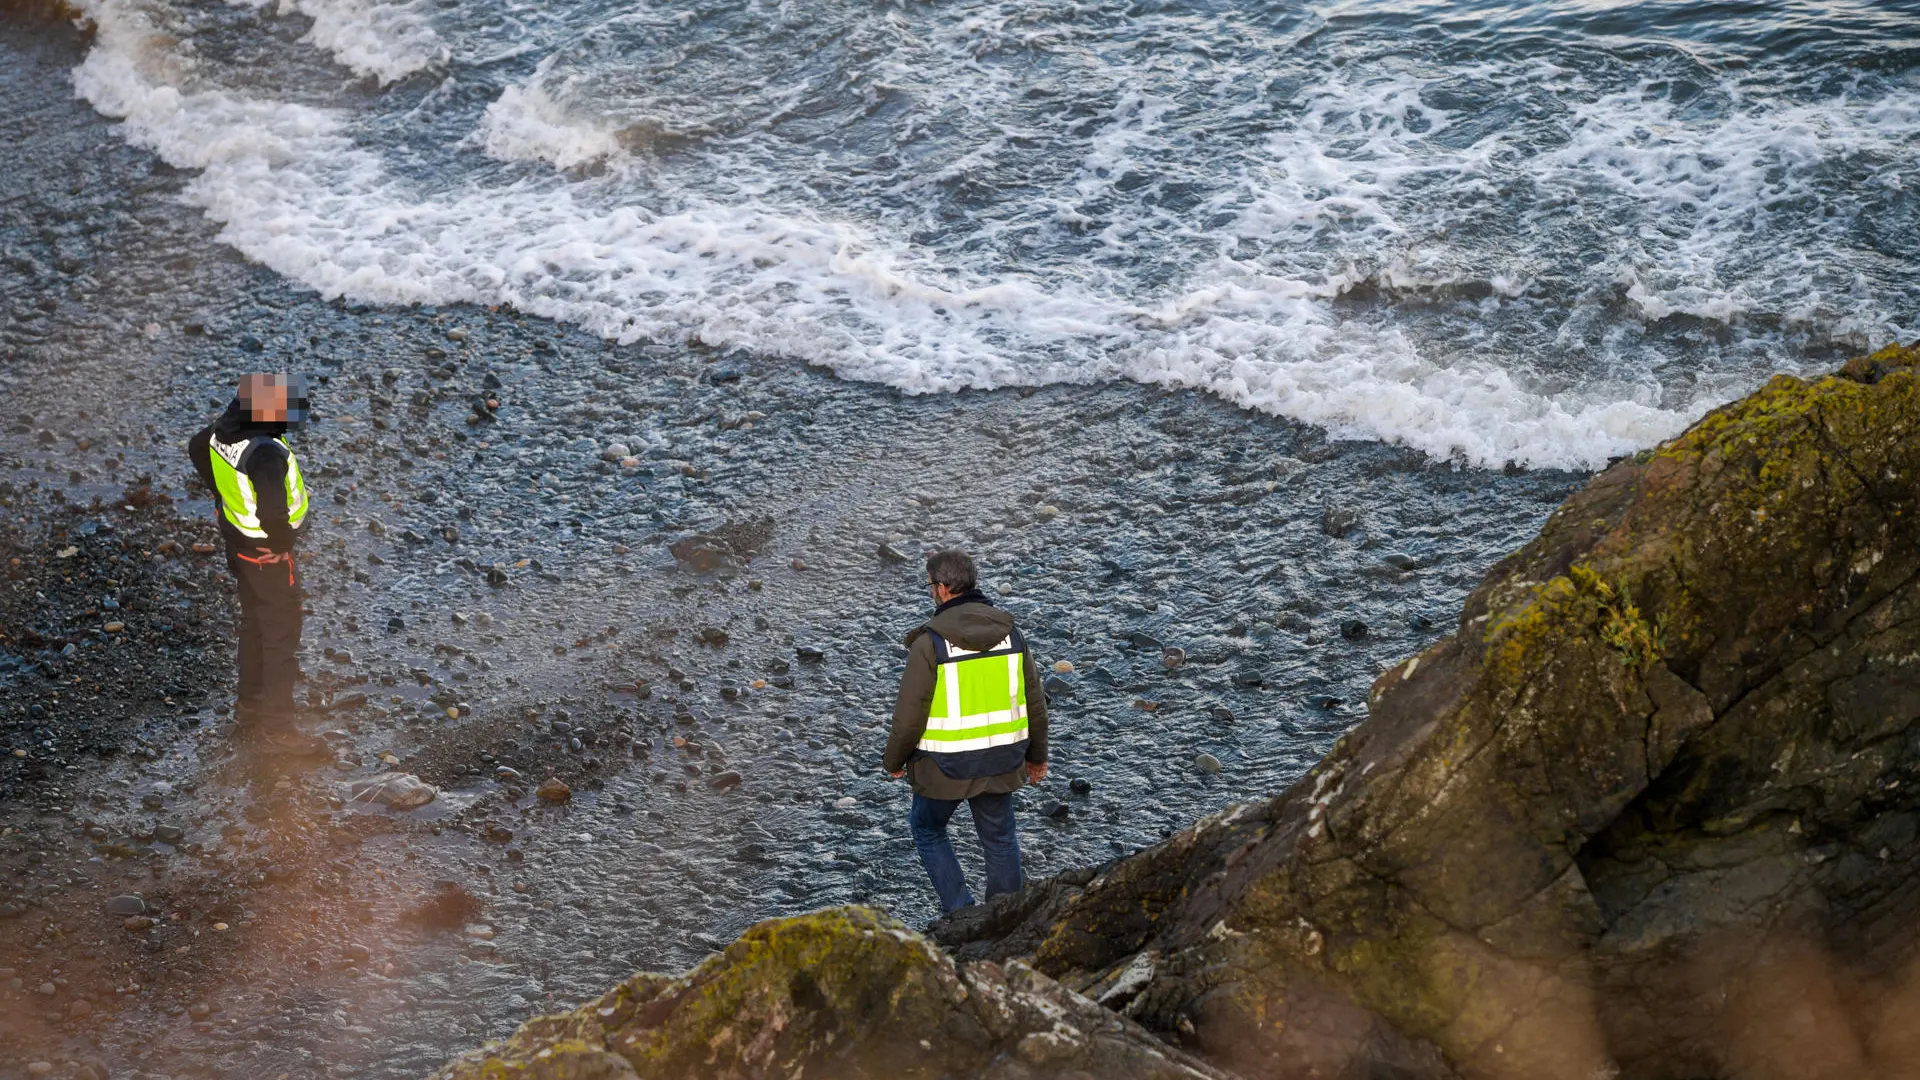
[1569,565,1664,669]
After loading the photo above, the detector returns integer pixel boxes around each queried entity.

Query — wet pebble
[1208,705,1236,723]
[1322,504,1360,537]
[342,942,371,965]
[124,916,155,932]
[1340,619,1369,640]
[1043,802,1070,820]
[1069,777,1091,794]
[105,895,145,916]
[1194,753,1223,774]
[536,777,572,803]
[708,771,743,792]
[349,773,437,810]
[1161,646,1186,668]
[153,824,185,845]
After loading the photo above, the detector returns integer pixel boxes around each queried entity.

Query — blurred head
[926,549,977,603]
[238,372,309,427]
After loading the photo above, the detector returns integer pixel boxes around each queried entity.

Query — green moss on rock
[608,906,981,1080]
[432,906,1233,1080]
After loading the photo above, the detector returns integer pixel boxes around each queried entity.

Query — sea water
[65,0,1920,469]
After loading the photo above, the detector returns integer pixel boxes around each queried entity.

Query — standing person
[885,550,1049,914]
[188,373,326,757]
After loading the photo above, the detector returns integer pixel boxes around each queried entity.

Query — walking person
[885,550,1049,914]
[188,372,326,758]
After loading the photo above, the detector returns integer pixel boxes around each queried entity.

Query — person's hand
[888,768,906,779]
[1026,761,1048,783]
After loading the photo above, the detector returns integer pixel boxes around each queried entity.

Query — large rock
[935,344,1920,1079]
[429,906,1232,1080]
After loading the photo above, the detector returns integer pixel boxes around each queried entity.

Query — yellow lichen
[1568,565,1663,669]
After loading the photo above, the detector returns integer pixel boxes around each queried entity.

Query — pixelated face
[238,373,310,427]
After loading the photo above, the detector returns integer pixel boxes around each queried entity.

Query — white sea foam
[66,0,1920,470]
[292,0,445,84]
[1528,83,1920,327]
[477,62,626,169]
[221,0,444,82]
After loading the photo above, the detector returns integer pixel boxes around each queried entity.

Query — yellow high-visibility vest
[208,433,307,539]
[918,631,1029,754]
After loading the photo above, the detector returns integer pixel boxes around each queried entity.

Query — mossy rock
[433,907,1234,1080]
[939,346,1920,1080]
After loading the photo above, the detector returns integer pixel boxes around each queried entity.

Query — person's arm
[884,634,937,775]
[1022,648,1048,767]
[186,426,216,495]
[244,441,297,553]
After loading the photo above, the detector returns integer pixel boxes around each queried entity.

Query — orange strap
[236,549,296,586]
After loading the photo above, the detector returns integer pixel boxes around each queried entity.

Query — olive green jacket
[885,594,1049,800]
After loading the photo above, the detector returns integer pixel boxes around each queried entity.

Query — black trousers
[227,547,303,729]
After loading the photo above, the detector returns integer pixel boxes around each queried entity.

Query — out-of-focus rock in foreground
[429,906,1232,1080]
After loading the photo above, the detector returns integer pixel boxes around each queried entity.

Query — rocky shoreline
[0,11,1594,1079]
[434,343,1920,1079]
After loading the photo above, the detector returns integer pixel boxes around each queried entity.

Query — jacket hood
[921,594,1015,652]
[212,398,289,440]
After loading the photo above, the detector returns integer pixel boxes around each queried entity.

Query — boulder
[428,906,1230,1080]
[935,345,1920,1079]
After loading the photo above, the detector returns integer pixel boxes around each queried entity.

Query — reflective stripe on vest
[209,433,308,539]
[918,632,1029,754]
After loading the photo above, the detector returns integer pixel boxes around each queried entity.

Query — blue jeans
[908,791,1023,914]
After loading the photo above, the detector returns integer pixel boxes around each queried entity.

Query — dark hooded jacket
[187,399,306,554]
[886,591,1048,800]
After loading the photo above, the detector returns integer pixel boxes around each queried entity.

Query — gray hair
[925,549,977,593]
